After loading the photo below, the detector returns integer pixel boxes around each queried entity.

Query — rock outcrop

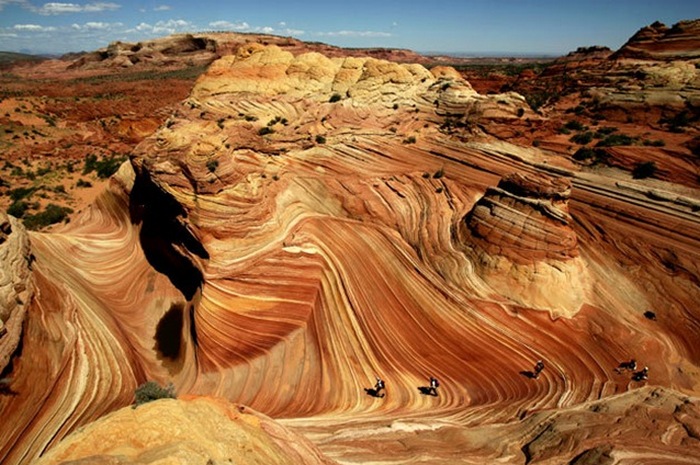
[462,172,588,317]
[1,41,700,465]
[36,396,337,465]
[0,212,33,377]
[614,19,700,60]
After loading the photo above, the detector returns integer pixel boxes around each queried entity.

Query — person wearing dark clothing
[533,360,545,379]
[632,366,649,381]
[615,359,637,374]
[374,377,385,393]
[428,376,440,396]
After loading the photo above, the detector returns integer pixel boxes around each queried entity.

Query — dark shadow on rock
[418,386,438,396]
[129,168,208,301]
[520,370,538,379]
[364,387,385,398]
[644,311,657,321]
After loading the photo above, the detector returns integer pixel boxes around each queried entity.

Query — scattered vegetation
[315,135,326,144]
[258,126,274,136]
[403,136,416,144]
[82,154,127,178]
[632,161,657,179]
[564,120,586,131]
[570,131,594,145]
[572,147,609,165]
[7,200,29,218]
[433,168,444,179]
[596,133,635,147]
[206,159,219,173]
[76,179,92,188]
[22,203,73,230]
[329,93,342,103]
[133,381,176,407]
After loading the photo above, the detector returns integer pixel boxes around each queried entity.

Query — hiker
[615,359,637,374]
[428,376,440,396]
[632,366,649,382]
[533,360,545,379]
[374,376,385,393]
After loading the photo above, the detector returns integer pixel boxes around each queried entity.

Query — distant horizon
[0,1,698,56]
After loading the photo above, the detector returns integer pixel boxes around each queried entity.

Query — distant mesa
[461,172,588,317]
[613,19,700,60]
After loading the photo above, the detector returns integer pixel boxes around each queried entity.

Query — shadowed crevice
[129,168,208,301]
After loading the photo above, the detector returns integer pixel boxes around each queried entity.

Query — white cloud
[153,5,170,11]
[0,32,20,37]
[209,20,250,31]
[260,26,274,34]
[131,19,193,35]
[316,30,392,38]
[35,2,120,15]
[13,23,56,31]
[70,21,121,30]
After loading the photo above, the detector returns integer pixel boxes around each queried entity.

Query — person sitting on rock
[615,359,637,374]
[428,376,440,396]
[632,366,649,381]
[533,360,545,379]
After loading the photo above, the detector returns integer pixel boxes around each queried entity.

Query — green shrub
[206,159,218,173]
[596,133,635,147]
[570,131,594,145]
[643,139,665,147]
[315,135,326,144]
[258,126,274,136]
[564,120,586,131]
[403,136,416,144]
[9,187,35,202]
[329,93,342,103]
[7,200,29,218]
[76,179,92,188]
[632,161,657,179]
[133,381,176,407]
[23,204,73,230]
[572,147,609,165]
[433,168,444,179]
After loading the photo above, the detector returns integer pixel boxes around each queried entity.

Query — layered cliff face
[1,43,700,465]
[0,212,34,377]
[462,172,588,317]
[615,19,700,60]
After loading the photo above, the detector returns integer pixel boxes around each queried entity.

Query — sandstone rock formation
[615,19,700,60]
[36,396,337,465]
[461,172,588,317]
[1,41,699,465]
[0,211,33,377]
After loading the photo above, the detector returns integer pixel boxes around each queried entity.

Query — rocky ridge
[0,37,699,465]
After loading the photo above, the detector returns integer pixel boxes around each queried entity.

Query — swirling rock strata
[614,19,700,60]
[463,172,588,317]
[1,43,699,465]
[36,396,336,465]
[0,212,34,375]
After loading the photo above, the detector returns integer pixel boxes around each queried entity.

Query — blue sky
[0,0,698,56]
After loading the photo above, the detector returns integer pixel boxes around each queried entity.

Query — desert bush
[329,93,342,103]
[572,147,609,165]
[9,187,35,202]
[23,203,73,230]
[76,179,92,188]
[642,139,665,147]
[258,126,274,136]
[564,120,586,131]
[7,200,29,218]
[632,161,657,179]
[206,159,218,173]
[403,136,416,144]
[133,381,176,407]
[315,135,326,144]
[596,133,635,147]
[570,131,594,145]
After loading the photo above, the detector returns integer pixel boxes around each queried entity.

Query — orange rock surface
[0,42,699,465]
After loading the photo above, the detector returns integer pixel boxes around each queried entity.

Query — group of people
[369,376,440,397]
[615,359,649,381]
